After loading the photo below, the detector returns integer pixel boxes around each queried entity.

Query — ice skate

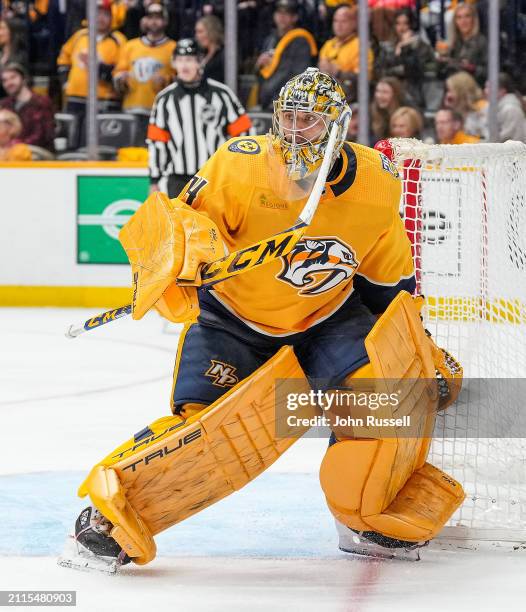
[57,506,130,574]
[336,520,428,561]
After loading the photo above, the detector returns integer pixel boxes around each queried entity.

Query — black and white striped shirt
[147,78,252,181]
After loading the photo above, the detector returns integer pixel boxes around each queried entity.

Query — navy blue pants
[172,289,377,409]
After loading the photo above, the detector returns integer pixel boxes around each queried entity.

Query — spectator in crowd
[255,0,317,110]
[202,0,316,58]
[195,15,224,82]
[443,70,486,139]
[370,76,404,142]
[117,0,177,41]
[0,18,28,97]
[437,2,487,85]
[434,107,479,144]
[318,5,373,85]
[317,0,356,42]
[0,63,55,150]
[0,108,32,160]
[61,0,129,40]
[114,3,176,145]
[375,8,436,109]
[483,73,526,143]
[148,39,252,197]
[57,0,126,146]
[368,0,415,43]
[389,105,424,138]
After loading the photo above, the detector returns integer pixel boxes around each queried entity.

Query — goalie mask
[272,68,351,181]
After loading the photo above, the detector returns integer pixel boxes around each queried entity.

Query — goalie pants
[171,289,377,410]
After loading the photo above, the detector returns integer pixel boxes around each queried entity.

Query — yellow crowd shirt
[319,36,374,78]
[179,135,414,336]
[324,0,355,7]
[0,143,32,161]
[114,36,176,114]
[58,28,127,100]
[442,130,480,145]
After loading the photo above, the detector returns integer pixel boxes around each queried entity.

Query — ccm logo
[121,429,202,473]
[441,474,457,486]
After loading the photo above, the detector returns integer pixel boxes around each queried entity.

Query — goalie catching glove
[119,192,225,323]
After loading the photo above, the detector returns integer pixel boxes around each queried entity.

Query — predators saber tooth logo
[278,237,358,295]
[205,360,239,387]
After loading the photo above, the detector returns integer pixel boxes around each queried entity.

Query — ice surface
[0,308,525,611]
[0,471,338,558]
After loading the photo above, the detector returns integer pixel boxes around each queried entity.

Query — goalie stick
[66,120,342,339]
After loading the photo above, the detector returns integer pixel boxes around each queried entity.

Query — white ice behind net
[391,139,526,541]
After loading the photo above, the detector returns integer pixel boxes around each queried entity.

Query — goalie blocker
[72,291,464,566]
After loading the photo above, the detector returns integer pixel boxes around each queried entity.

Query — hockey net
[390,139,526,544]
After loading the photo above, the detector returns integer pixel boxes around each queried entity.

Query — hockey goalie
[60,68,465,573]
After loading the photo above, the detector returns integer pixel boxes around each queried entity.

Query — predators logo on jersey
[228,139,261,155]
[277,237,358,295]
[205,360,239,387]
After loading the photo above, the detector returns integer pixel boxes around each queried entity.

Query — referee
[147,39,253,197]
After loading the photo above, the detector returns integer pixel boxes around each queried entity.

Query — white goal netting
[391,139,526,542]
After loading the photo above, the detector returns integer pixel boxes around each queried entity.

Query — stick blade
[65,324,84,339]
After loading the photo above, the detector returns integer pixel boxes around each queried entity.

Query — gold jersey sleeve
[179,135,414,336]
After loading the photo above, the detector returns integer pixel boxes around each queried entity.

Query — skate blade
[339,542,422,561]
[57,536,119,575]
[335,520,424,561]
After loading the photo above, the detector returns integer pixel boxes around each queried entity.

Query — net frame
[390,139,526,544]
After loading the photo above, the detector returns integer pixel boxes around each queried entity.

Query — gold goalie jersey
[179,135,415,336]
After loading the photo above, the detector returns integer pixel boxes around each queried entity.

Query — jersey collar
[141,35,169,47]
[324,143,357,199]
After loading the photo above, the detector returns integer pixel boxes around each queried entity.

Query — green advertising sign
[77,175,149,264]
